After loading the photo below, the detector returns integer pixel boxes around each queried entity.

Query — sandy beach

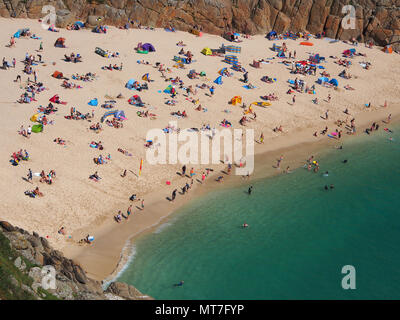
[1,18,399,281]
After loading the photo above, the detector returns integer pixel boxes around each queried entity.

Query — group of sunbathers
[39,170,56,184]
[94,154,111,165]
[62,80,82,89]
[89,122,102,132]
[10,149,29,166]
[64,53,82,63]
[261,93,278,101]
[105,118,123,128]
[65,107,93,120]
[71,72,96,81]
[102,63,123,71]
[24,187,43,198]
[171,110,187,118]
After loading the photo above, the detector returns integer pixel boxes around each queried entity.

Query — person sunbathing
[33,187,43,197]
[54,137,66,145]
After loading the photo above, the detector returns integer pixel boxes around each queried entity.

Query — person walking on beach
[327,94,331,103]
[209,86,215,96]
[259,132,264,144]
[325,109,329,120]
[243,71,249,83]
[27,168,33,182]
[276,155,283,169]
[127,205,132,218]
[171,189,177,202]
[141,199,144,209]
[201,172,206,183]
[292,95,296,105]
[182,165,186,176]
[190,168,194,178]
[387,114,392,123]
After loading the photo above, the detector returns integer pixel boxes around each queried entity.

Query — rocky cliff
[0,221,152,300]
[0,0,399,48]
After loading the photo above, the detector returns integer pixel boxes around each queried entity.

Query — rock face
[0,0,399,49]
[0,220,152,300]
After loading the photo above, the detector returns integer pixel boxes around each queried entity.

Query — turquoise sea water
[116,125,400,299]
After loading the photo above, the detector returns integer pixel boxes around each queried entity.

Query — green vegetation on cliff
[0,231,57,300]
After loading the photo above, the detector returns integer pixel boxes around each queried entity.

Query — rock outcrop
[0,0,399,49]
[0,221,152,300]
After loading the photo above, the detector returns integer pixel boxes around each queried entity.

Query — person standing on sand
[387,114,392,123]
[141,199,144,209]
[292,95,296,105]
[182,165,186,176]
[276,155,283,169]
[260,132,264,144]
[127,205,132,218]
[248,186,253,195]
[190,168,194,178]
[171,189,177,202]
[201,172,206,183]
[27,168,32,182]
[325,110,329,120]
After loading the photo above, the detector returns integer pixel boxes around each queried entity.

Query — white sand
[1,18,399,278]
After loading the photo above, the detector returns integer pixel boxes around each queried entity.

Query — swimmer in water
[324,185,329,190]
[323,171,329,176]
[248,186,253,195]
[242,223,249,228]
[174,280,184,287]
[330,184,334,189]
[343,159,348,163]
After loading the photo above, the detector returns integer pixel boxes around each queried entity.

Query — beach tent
[32,124,43,133]
[142,43,155,52]
[164,85,173,93]
[329,78,339,87]
[54,37,66,48]
[74,21,84,29]
[13,30,21,38]
[231,96,242,105]
[309,54,325,64]
[49,94,60,103]
[100,110,126,123]
[225,45,241,53]
[218,67,228,76]
[30,114,40,122]
[317,77,329,84]
[128,95,144,106]
[223,55,238,65]
[201,47,212,55]
[383,45,393,53]
[125,79,136,89]
[142,73,151,82]
[266,31,277,40]
[214,76,223,85]
[277,50,286,58]
[88,98,98,106]
[52,71,63,79]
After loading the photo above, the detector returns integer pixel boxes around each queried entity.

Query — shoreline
[1,17,399,287]
[63,107,400,283]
